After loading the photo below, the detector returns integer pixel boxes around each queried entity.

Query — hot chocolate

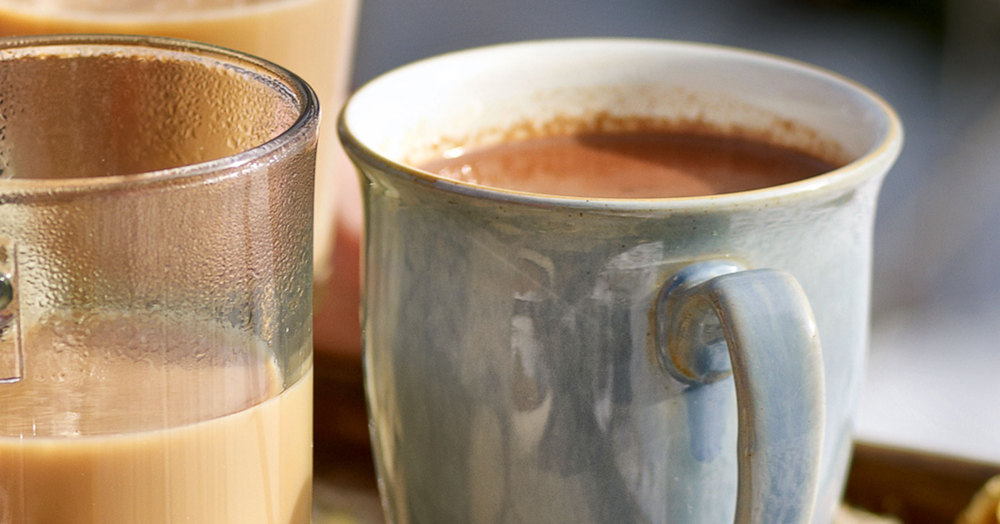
[421,131,839,198]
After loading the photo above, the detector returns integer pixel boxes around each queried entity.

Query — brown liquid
[421,132,838,198]
[0,313,312,523]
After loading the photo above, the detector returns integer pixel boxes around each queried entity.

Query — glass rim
[0,33,320,199]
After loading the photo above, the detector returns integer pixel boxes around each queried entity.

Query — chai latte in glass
[0,313,312,524]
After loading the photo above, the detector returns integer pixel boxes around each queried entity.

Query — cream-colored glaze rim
[339,38,903,212]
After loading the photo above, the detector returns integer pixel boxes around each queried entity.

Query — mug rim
[338,37,903,211]
[0,33,320,199]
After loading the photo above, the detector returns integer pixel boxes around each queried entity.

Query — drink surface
[420,132,838,199]
[0,313,312,524]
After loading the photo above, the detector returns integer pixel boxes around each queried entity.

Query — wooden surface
[844,443,1000,523]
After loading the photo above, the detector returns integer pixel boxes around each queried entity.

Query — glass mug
[0,0,362,332]
[0,35,317,523]
[339,39,902,523]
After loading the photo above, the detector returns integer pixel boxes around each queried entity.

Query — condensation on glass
[0,35,318,524]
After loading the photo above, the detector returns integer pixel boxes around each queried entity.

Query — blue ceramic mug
[339,39,902,523]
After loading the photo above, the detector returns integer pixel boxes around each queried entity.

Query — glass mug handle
[0,237,20,384]
[656,260,825,524]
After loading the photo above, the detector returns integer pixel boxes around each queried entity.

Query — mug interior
[341,39,900,198]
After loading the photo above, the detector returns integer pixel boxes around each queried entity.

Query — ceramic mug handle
[656,260,825,524]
